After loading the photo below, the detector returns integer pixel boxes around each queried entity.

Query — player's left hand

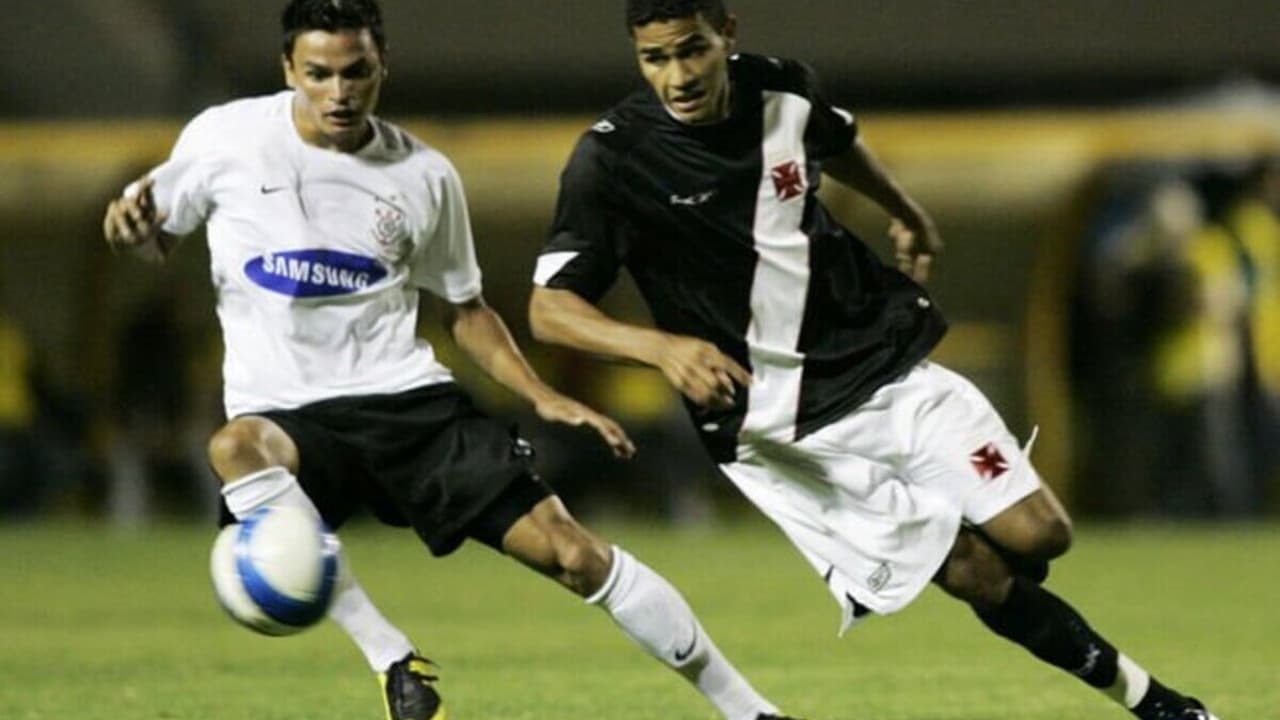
[889,214,944,283]
[533,392,637,459]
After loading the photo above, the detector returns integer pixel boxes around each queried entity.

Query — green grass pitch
[1,518,1276,719]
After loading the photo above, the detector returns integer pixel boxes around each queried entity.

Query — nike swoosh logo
[260,185,287,195]
[673,632,698,662]
[669,190,716,206]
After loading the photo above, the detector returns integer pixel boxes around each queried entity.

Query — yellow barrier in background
[2,108,1279,508]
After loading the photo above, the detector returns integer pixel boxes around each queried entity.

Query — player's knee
[985,493,1074,560]
[208,424,252,480]
[1027,515,1073,559]
[207,418,290,482]
[935,531,1014,609]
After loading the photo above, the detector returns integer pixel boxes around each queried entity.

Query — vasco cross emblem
[970,443,1009,480]
[770,160,806,201]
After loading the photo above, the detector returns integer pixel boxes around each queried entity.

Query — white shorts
[719,361,1041,633]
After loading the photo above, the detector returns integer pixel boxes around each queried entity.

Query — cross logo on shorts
[770,161,806,201]
[970,443,1009,480]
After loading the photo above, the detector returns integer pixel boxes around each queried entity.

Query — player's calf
[933,528,1015,610]
[504,499,785,719]
[549,525,613,597]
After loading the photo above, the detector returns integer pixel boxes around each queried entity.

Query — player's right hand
[103,177,171,259]
[654,334,752,410]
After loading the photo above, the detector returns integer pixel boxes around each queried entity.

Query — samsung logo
[244,250,388,298]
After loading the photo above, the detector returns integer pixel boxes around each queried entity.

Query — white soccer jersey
[145,91,481,417]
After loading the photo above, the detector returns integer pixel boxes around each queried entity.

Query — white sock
[220,466,321,521]
[221,466,414,671]
[328,560,416,671]
[1104,653,1152,709]
[587,546,778,720]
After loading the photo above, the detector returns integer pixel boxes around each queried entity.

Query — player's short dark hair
[281,0,387,58]
[625,0,729,32]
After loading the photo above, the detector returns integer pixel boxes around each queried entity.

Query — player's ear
[721,14,738,51]
[282,55,297,88]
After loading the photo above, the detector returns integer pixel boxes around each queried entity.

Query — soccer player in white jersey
[100,2,801,719]
[529,1,1223,718]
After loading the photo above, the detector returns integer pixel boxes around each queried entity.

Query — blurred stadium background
[2,3,1280,717]
[3,0,1280,522]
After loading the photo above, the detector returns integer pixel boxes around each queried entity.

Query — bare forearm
[529,287,666,368]
[449,301,554,404]
[530,287,752,409]
[445,294,638,458]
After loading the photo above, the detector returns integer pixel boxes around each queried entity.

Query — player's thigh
[979,484,1073,558]
[231,409,367,529]
[207,415,300,480]
[901,363,1042,525]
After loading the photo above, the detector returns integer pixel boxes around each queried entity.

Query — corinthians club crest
[370,195,410,263]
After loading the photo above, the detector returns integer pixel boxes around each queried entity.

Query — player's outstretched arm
[529,287,749,411]
[442,294,635,458]
[102,177,179,264]
[824,138,944,283]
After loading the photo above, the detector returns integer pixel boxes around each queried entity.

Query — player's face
[632,13,736,125]
[283,28,385,152]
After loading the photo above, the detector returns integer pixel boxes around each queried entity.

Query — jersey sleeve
[533,133,626,302]
[797,62,858,160]
[410,158,484,302]
[145,111,217,236]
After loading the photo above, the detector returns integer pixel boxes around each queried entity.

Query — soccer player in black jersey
[529,1,1222,718]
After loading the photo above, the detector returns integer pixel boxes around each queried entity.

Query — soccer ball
[209,506,341,636]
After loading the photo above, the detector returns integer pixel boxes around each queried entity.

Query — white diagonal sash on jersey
[741,91,813,442]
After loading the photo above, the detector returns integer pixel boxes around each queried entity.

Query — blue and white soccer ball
[209,506,341,636]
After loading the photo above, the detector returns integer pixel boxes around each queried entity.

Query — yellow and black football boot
[378,653,445,720]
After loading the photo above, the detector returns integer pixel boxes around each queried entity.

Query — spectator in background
[1075,177,1207,515]
[0,306,42,517]
[1217,157,1280,512]
[106,288,219,527]
[1136,178,1254,516]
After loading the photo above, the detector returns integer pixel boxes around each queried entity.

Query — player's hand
[532,391,637,459]
[889,213,943,284]
[654,334,752,410]
[103,177,173,261]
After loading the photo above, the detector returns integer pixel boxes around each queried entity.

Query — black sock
[975,576,1119,689]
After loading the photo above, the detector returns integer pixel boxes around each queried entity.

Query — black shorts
[218,383,552,556]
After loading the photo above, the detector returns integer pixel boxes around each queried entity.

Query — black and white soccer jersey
[536,54,947,462]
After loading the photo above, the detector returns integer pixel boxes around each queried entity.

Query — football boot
[379,653,445,720]
[1185,698,1221,720]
